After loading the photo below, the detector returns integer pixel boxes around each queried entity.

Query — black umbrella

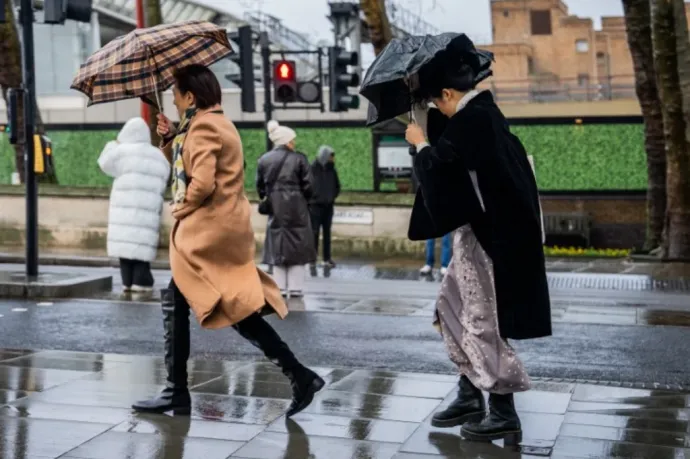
[360,33,494,126]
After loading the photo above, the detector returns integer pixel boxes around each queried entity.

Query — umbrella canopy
[71,20,233,107]
[360,33,494,126]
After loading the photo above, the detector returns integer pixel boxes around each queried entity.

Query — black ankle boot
[233,312,325,418]
[132,287,191,415]
[461,393,522,445]
[284,365,326,418]
[431,375,486,427]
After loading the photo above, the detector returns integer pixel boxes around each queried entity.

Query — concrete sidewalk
[3,262,690,328]
[2,248,690,289]
[0,348,689,458]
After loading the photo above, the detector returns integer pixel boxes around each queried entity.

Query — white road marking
[37,302,53,307]
[11,308,28,312]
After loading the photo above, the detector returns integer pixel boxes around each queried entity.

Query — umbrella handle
[146,47,163,112]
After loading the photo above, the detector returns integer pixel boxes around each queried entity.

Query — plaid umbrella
[71,20,233,107]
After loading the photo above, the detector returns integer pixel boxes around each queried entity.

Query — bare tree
[666,0,690,258]
[651,0,690,258]
[622,0,666,252]
[0,0,57,184]
[360,0,394,56]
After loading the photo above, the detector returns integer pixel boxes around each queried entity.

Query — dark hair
[173,64,222,109]
[417,58,477,100]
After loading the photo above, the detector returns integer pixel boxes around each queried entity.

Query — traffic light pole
[20,0,39,277]
[260,32,272,152]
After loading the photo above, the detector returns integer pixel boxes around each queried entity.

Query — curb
[0,254,171,270]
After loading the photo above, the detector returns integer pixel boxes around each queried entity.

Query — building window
[575,39,589,53]
[530,10,552,35]
[527,57,535,75]
[596,51,607,65]
[577,74,589,87]
[503,10,509,18]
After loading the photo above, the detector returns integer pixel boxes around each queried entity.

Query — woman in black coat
[405,61,551,445]
[257,120,316,297]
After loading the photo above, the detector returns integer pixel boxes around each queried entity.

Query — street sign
[333,209,373,225]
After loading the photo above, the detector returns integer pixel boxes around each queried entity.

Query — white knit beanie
[267,120,296,146]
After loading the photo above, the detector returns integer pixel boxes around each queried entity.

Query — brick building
[480,0,690,102]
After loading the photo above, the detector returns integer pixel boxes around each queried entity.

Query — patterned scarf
[170,107,198,204]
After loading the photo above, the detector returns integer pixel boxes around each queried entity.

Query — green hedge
[0,124,647,191]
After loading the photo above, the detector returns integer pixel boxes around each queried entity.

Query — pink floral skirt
[434,225,530,394]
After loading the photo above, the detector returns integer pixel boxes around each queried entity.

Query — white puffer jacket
[98,117,171,262]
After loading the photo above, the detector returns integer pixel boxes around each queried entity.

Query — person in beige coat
[132,64,324,418]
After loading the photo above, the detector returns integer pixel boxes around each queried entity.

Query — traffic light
[273,60,297,103]
[44,0,93,24]
[33,135,54,175]
[6,88,20,145]
[328,46,360,112]
[226,25,256,113]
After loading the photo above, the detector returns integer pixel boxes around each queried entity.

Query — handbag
[258,150,291,216]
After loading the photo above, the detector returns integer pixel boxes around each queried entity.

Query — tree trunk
[622,0,666,252]
[666,0,690,258]
[360,0,394,56]
[651,0,688,258]
[144,0,163,146]
[0,0,57,184]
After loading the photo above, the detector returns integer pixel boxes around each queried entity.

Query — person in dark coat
[405,60,551,444]
[309,145,341,268]
[257,120,316,297]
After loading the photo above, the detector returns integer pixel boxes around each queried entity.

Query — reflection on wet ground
[0,349,689,458]
[45,291,690,329]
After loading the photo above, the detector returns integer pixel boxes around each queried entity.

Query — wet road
[0,297,689,389]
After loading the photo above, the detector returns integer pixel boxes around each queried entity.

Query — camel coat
[161,106,287,329]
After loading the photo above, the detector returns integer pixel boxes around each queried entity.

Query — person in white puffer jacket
[98,117,171,293]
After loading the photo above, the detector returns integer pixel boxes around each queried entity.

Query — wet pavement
[1,295,690,390]
[3,262,690,330]
[0,350,689,458]
[2,248,690,290]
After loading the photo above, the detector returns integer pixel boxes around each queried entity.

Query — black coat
[257,146,316,266]
[309,161,341,205]
[408,91,551,340]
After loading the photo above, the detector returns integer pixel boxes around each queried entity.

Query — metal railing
[485,75,637,103]
[242,11,320,78]
[335,0,440,38]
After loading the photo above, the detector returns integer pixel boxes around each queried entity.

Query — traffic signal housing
[226,25,256,113]
[273,60,297,103]
[44,0,93,24]
[328,47,360,112]
[33,135,55,176]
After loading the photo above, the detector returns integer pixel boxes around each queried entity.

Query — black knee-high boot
[233,312,325,417]
[132,286,191,415]
[461,393,522,445]
[431,375,486,427]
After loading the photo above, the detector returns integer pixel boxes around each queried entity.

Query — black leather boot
[461,393,522,445]
[132,287,191,415]
[431,375,486,427]
[233,312,325,418]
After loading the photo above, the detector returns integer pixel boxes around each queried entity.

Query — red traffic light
[274,60,295,81]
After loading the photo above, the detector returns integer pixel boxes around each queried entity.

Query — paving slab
[0,350,689,458]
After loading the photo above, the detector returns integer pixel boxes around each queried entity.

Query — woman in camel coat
[132,64,324,418]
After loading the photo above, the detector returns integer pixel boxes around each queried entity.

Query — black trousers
[166,278,300,387]
[310,203,334,262]
[120,258,154,287]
